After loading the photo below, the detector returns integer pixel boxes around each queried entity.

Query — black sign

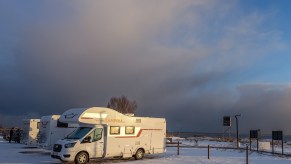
[250,130,260,139]
[223,116,231,126]
[272,131,283,140]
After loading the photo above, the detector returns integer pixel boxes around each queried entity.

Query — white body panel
[22,119,40,146]
[52,107,166,162]
[38,115,78,150]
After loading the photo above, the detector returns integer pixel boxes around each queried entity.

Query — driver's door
[82,128,104,158]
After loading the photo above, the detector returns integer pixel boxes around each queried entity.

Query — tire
[75,152,88,164]
[134,148,144,160]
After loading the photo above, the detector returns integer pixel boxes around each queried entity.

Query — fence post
[208,145,210,159]
[282,139,284,155]
[249,137,251,151]
[272,139,274,154]
[257,137,259,152]
[177,141,180,155]
[246,145,249,164]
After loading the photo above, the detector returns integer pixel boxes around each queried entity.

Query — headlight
[64,142,76,148]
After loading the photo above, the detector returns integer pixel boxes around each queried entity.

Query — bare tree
[107,96,137,114]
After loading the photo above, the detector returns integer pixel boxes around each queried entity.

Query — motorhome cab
[51,107,166,164]
[38,115,78,150]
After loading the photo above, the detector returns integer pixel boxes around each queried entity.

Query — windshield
[66,127,92,139]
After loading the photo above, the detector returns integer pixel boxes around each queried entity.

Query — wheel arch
[134,147,145,154]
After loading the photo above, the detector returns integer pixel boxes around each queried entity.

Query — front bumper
[51,149,75,162]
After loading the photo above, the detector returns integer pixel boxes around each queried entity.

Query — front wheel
[75,152,88,164]
[134,148,144,160]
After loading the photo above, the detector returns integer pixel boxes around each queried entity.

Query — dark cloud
[163,84,291,134]
[233,84,291,134]
[0,1,289,134]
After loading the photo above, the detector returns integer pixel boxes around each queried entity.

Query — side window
[92,128,103,142]
[84,131,94,143]
[125,126,135,135]
[110,126,120,135]
[37,122,40,129]
[57,120,68,128]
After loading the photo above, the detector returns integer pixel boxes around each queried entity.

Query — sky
[1,0,291,135]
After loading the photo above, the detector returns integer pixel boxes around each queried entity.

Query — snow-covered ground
[1,135,291,164]
[169,136,291,154]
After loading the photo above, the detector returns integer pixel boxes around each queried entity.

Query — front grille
[53,144,62,152]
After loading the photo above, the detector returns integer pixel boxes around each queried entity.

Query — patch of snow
[0,135,291,163]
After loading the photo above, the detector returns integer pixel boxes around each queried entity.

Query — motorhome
[22,119,40,146]
[38,115,78,150]
[51,107,166,164]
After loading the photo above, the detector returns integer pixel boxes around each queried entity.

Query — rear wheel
[75,152,88,164]
[134,148,144,160]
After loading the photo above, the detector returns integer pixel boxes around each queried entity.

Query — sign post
[272,131,283,155]
[246,145,249,164]
[250,129,260,152]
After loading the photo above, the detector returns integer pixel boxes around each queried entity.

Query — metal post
[272,139,274,154]
[257,137,259,152]
[246,145,249,164]
[257,129,260,152]
[282,138,284,155]
[235,114,241,148]
[249,137,251,151]
[177,142,180,155]
[236,117,238,147]
[208,145,210,159]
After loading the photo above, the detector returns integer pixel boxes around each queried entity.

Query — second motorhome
[22,119,40,146]
[51,107,166,164]
[38,115,78,150]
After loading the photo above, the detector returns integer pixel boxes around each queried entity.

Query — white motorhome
[38,115,78,150]
[51,107,166,164]
[22,119,40,146]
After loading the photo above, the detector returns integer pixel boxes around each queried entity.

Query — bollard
[208,145,210,159]
[246,145,249,164]
[177,142,180,155]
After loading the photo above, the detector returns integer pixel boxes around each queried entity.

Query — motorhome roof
[59,107,126,124]
[59,107,165,125]
[23,119,40,122]
[41,115,60,120]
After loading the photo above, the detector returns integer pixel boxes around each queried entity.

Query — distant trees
[107,96,137,114]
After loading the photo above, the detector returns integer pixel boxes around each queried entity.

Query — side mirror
[82,136,91,143]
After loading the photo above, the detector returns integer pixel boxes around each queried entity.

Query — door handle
[99,142,103,143]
